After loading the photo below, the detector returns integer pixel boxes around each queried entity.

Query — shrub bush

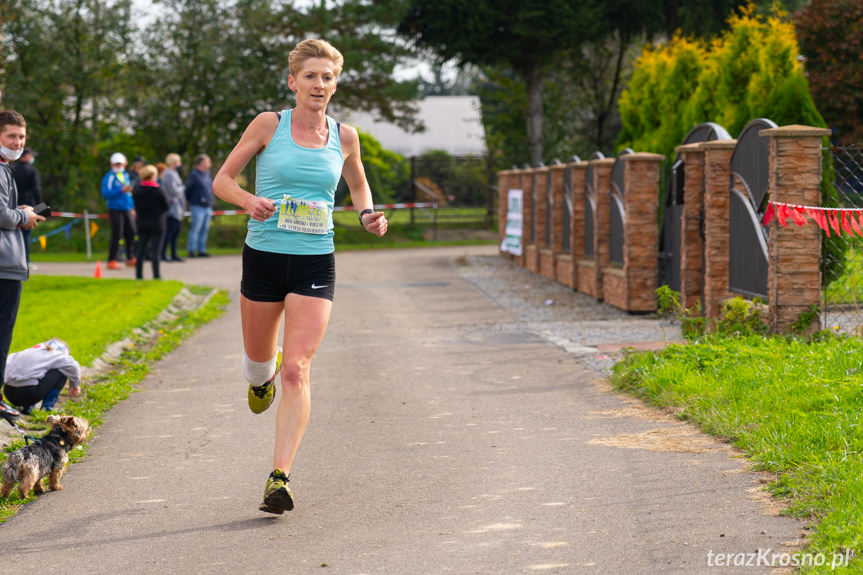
[617,5,826,159]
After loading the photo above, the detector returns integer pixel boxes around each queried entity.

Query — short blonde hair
[288,38,344,77]
[165,153,181,167]
[139,164,158,181]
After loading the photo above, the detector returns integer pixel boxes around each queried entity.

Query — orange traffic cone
[94,261,102,279]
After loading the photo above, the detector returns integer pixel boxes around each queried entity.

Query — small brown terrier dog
[1,415,90,498]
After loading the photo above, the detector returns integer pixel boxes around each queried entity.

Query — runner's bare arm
[340,124,387,237]
[214,113,281,222]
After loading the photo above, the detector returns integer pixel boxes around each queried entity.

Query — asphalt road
[1,247,801,574]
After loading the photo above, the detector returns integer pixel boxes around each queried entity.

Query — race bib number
[276,195,329,235]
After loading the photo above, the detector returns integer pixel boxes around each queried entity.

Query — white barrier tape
[47,202,437,220]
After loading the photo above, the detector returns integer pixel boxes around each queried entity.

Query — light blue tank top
[246,109,344,255]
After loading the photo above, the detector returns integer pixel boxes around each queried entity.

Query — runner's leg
[273,292,332,473]
[241,295,283,363]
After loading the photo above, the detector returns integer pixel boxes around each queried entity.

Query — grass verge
[11,276,184,364]
[611,333,863,573]
[0,283,228,522]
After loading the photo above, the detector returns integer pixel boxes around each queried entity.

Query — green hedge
[617,6,826,158]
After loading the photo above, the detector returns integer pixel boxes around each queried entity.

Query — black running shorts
[241,244,335,302]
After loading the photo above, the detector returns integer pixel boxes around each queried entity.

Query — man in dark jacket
[184,154,213,258]
[0,111,45,421]
[11,147,42,266]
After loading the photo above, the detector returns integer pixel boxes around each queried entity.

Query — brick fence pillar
[535,167,553,279]
[602,153,663,312]
[569,161,589,292]
[626,153,664,311]
[761,125,830,334]
[519,169,533,269]
[592,159,616,300]
[549,164,571,286]
[675,143,706,311]
[701,140,737,319]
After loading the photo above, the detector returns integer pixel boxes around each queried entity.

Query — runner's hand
[361,211,388,237]
[247,196,277,222]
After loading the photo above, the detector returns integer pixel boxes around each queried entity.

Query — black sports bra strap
[275,111,281,120]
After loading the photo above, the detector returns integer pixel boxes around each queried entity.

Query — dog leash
[2,415,42,445]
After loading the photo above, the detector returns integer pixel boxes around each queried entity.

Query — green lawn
[1,275,227,521]
[612,334,863,573]
[10,276,184,365]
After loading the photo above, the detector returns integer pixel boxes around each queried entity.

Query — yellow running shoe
[248,350,282,414]
[259,468,293,514]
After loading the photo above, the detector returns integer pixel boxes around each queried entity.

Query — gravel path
[457,254,684,374]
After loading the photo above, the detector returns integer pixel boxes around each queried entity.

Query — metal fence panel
[822,145,863,332]
[585,162,596,258]
[728,119,775,298]
[609,149,632,266]
[729,190,769,298]
[610,196,625,265]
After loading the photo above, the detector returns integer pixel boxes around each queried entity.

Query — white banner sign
[501,189,523,256]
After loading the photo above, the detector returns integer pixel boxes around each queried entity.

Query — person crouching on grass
[132,164,169,280]
[4,338,81,414]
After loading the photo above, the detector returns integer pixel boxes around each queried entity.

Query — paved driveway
[1,248,800,574]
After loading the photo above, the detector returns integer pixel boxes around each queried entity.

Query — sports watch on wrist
[359,209,374,226]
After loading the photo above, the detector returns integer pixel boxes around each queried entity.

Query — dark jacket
[132,181,169,233]
[184,168,213,207]
[11,162,41,207]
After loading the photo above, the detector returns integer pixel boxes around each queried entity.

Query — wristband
[359,209,374,226]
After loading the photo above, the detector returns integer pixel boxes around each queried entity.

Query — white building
[340,96,486,157]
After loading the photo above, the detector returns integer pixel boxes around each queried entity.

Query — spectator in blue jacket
[102,152,137,269]
[184,154,213,258]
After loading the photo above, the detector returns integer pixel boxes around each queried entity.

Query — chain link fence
[822,145,863,333]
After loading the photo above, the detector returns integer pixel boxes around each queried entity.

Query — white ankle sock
[242,353,277,386]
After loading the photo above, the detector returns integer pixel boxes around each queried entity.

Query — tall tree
[130,0,421,163]
[796,0,863,144]
[1,0,134,210]
[399,0,602,166]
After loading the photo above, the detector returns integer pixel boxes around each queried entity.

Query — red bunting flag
[851,212,863,236]
[777,203,790,227]
[790,206,807,226]
[842,211,855,237]
[762,202,775,226]
[807,206,830,236]
[829,210,841,235]
[763,201,863,238]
